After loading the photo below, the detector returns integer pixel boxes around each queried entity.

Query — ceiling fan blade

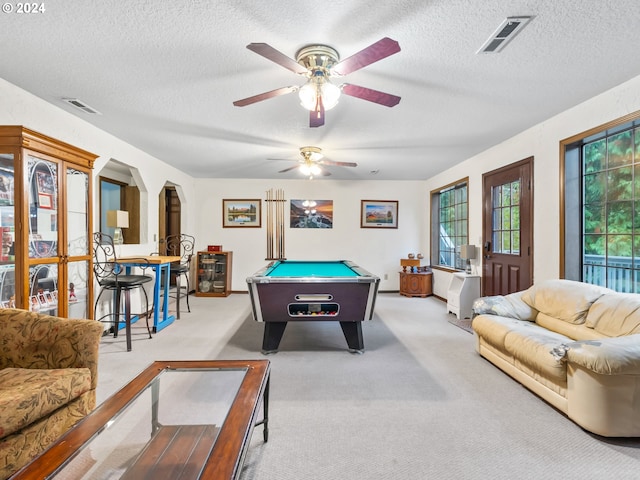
[233,86,298,107]
[320,159,358,167]
[278,165,300,173]
[342,83,401,107]
[309,97,325,127]
[331,37,401,76]
[246,43,308,75]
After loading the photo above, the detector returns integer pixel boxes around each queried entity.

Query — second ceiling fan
[233,37,401,127]
[271,146,357,179]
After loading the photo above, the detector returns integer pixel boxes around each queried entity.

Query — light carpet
[97,293,640,480]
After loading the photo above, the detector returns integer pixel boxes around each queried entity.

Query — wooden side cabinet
[399,271,433,297]
[447,273,481,319]
[195,251,232,297]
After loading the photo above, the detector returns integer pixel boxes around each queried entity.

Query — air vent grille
[62,98,102,115]
[477,16,533,54]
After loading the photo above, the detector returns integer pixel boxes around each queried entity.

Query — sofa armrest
[472,291,538,321]
[0,309,103,388]
[566,334,640,375]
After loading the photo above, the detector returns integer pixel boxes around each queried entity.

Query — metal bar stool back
[164,234,195,319]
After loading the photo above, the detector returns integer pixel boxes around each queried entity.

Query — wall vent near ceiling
[477,16,533,54]
[62,98,102,115]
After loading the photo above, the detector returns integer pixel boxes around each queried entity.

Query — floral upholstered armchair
[0,309,103,479]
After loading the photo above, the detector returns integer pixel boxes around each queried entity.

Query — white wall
[194,178,423,291]
[423,74,640,298]
[0,77,197,251]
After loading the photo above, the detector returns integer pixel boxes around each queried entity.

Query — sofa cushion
[503,327,571,382]
[472,314,530,351]
[0,367,92,440]
[521,279,611,325]
[585,293,640,337]
[534,312,605,341]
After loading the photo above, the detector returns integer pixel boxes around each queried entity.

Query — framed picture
[360,200,399,229]
[44,291,55,305]
[290,199,333,228]
[36,171,55,195]
[0,171,14,206]
[38,193,53,209]
[222,199,261,228]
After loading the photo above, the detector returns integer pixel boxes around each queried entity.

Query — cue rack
[265,188,286,260]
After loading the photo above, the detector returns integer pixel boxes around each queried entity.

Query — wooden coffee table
[11,360,270,480]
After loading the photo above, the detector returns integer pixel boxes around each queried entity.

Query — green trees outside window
[582,126,640,291]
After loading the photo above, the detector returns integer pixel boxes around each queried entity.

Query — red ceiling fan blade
[309,96,325,127]
[331,37,401,76]
[246,43,308,75]
[342,84,401,107]
[233,86,298,107]
[320,159,358,167]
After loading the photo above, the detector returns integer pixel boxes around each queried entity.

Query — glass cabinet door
[0,153,15,308]
[67,167,90,319]
[28,155,58,258]
[27,155,59,313]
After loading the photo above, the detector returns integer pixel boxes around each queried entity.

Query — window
[492,180,520,255]
[562,115,640,293]
[431,179,468,270]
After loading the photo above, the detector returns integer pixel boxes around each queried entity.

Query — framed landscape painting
[222,199,261,228]
[360,200,398,229]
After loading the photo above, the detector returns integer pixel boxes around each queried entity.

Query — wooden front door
[482,157,534,296]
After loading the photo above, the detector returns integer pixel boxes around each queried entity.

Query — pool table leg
[340,321,364,354]
[262,322,287,354]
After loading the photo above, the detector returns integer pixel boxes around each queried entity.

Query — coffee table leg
[263,375,269,442]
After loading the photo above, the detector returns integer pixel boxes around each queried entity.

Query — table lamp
[106,210,129,245]
[460,244,476,274]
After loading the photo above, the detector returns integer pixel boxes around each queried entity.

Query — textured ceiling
[2,0,640,180]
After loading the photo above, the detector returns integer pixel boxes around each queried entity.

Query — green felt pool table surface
[265,260,360,277]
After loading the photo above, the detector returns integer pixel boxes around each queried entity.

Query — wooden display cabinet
[399,270,433,297]
[0,126,96,318]
[195,251,232,297]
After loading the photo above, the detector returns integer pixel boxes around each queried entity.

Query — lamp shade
[106,210,129,228]
[460,244,476,260]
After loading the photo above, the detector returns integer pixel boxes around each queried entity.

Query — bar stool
[93,232,153,351]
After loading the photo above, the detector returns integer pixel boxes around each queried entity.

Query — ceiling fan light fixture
[299,164,311,176]
[298,76,341,111]
[299,163,321,178]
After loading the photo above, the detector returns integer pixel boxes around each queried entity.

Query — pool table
[246,260,380,353]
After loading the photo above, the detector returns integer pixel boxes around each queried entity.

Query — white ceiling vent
[62,98,102,115]
[477,16,533,54]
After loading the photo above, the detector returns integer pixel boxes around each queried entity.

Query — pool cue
[268,189,274,259]
[277,189,282,258]
[276,188,280,258]
[279,188,285,258]
[266,189,272,259]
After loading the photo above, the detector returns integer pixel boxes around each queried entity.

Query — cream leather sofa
[472,279,640,437]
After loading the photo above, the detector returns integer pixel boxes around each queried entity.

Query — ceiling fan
[271,146,357,179]
[233,38,401,127]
